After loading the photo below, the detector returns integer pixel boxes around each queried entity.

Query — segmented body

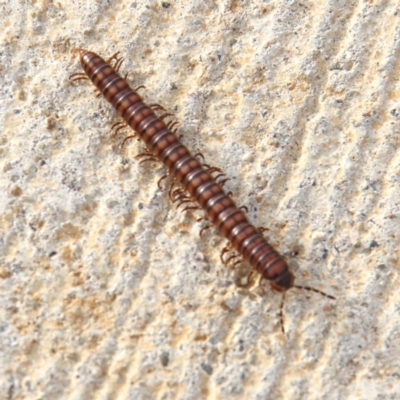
[78,50,295,292]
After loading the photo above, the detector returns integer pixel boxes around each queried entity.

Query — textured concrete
[1,1,400,399]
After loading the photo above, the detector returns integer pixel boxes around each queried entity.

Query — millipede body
[71,50,334,331]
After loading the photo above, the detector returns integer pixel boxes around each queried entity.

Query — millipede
[70,50,335,333]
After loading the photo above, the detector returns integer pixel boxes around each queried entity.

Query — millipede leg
[105,52,120,65]
[121,134,137,148]
[176,198,194,209]
[172,187,186,197]
[182,205,201,213]
[111,121,127,137]
[168,180,179,200]
[173,194,191,204]
[171,187,188,201]
[229,257,244,269]
[220,243,233,265]
[134,85,146,92]
[69,72,89,82]
[149,103,166,112]
[114,56,125,72]
[135,151,158,165]
[159,113,174,121]
[217,178,230,188]
[105,52,125,72]
[139,157,158,165]
[213,172,226,180]
[193,153,205,161]
[239,205,249,213]
[157,173,170,189]
[210,168,223,174]
[171,189,187,203]
[246,270,254,286]
[203,165,222,174]
[111,121,125,130]
[135,151,155,159]
[174,194,192,202]
[224,254,241,266]
[258,227,269,234]
[167,121,179,131]
[199,223,213,238]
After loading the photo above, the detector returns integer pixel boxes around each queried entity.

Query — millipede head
[266,268,335,335]
[270,270,295,293]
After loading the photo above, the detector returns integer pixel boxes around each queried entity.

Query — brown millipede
[70,50,335,333]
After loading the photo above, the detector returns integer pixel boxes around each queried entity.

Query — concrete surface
[1,1,400,399]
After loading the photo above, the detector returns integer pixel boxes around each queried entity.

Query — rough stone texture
[1,1,400,399]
